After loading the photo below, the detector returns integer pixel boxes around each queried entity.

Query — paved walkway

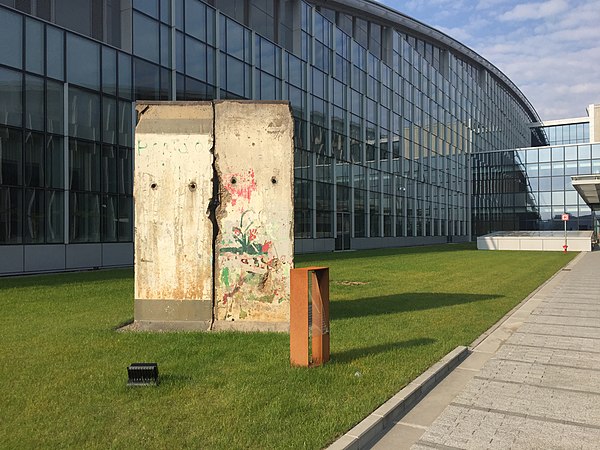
[372,251,600,449]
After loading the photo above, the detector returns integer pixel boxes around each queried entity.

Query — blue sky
[377,0,600,121]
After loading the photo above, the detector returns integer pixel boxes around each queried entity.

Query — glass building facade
[0,0,548,274]
[473,122,600,236]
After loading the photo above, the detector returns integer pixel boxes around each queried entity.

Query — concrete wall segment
[213,101,294,325]
[134,103,214,320]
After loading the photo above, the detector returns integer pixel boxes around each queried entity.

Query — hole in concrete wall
[231,177,237,185]
[189,182,197,191]
[271,176,277,184]
[150,182,158,190]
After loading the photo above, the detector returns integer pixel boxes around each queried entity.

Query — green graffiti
[221,267,230,288]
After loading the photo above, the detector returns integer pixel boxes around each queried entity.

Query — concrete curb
[326,346,470,450]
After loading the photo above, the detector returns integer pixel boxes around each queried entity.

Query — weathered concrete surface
[213,101,294,329]
[133,102,214,330]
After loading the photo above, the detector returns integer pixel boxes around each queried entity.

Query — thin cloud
[499,0,569,21]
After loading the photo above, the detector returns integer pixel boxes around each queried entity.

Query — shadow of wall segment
[331,292,504,320]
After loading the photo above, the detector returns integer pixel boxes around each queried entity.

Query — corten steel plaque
[290,267,330,367]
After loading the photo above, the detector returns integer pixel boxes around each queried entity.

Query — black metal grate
[127,363,159,386]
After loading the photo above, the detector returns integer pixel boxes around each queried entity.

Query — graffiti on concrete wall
[217,175,290,323]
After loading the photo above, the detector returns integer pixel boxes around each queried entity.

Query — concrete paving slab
[416,405,600,450]
[476,358,600,393]
[495,343,600,370]
[517,322,600,339]
[506,331,600,353]
[528,314,600,327]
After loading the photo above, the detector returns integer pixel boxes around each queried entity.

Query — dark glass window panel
[175,0,183,29]
[223,17,250,61]
[69,192,100,242]
[69,140,100,192]
[24,188,44,243]
[68,87,100,141]
[185,37,207,81]
[258,71,276,99]
[56,0,91,36]
[102,47,117,95]
[67,34,100,90]
[224,56,249,97]
[105,0,121,46]
[102,97,117,144]
[176,72,185,99]
[101,194,118,242]
[215,0,245,24]
[160,24,171,68]
[134,0,158,18]
[0,67,23,127]
[15,0,30,13]
[0,127,22,186]
[133,12,160,63]
[249,0,275,41]
[176,31,185,73]
[134,58,160,100]
[118,148,132,195]
[46,26,64,81]
[46,135,64,189]
[45,189,63,242]
[91,0,103,40]
[287,54,303,88]
[0,8,22,69]
[185,0,207,41]
[184,76,208,100]
[0,187,23,243]
[160,67,171,100]
[24,131,44,187]
[118,100,132,147]
[25,75,44,131]
[118,195,133,241]
[46,80,64,134]
[25,18,44,75]
[101,145,117,193]
[160,0,171,23]
[118,52,132,100]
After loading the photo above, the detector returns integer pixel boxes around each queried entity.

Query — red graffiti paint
[224,169,257,206]
[261,241,272,253]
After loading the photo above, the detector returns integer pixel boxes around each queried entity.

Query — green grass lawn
[1,243,575,449]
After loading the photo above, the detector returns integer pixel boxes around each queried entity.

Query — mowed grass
[1,243,575,449]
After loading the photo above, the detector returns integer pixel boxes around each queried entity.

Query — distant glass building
[0,0,566,275]
[473,108,600,236]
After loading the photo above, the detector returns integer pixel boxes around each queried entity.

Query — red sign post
[562,213,569,252]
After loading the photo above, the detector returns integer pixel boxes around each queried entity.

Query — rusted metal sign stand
[290,267,330,367]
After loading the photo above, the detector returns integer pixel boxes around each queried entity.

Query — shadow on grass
[0,268,134,289]
[295,242,476,265]
[332,292,503,320]
[332,337,436,363]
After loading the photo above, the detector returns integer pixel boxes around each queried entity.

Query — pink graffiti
[224,169,257,206]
